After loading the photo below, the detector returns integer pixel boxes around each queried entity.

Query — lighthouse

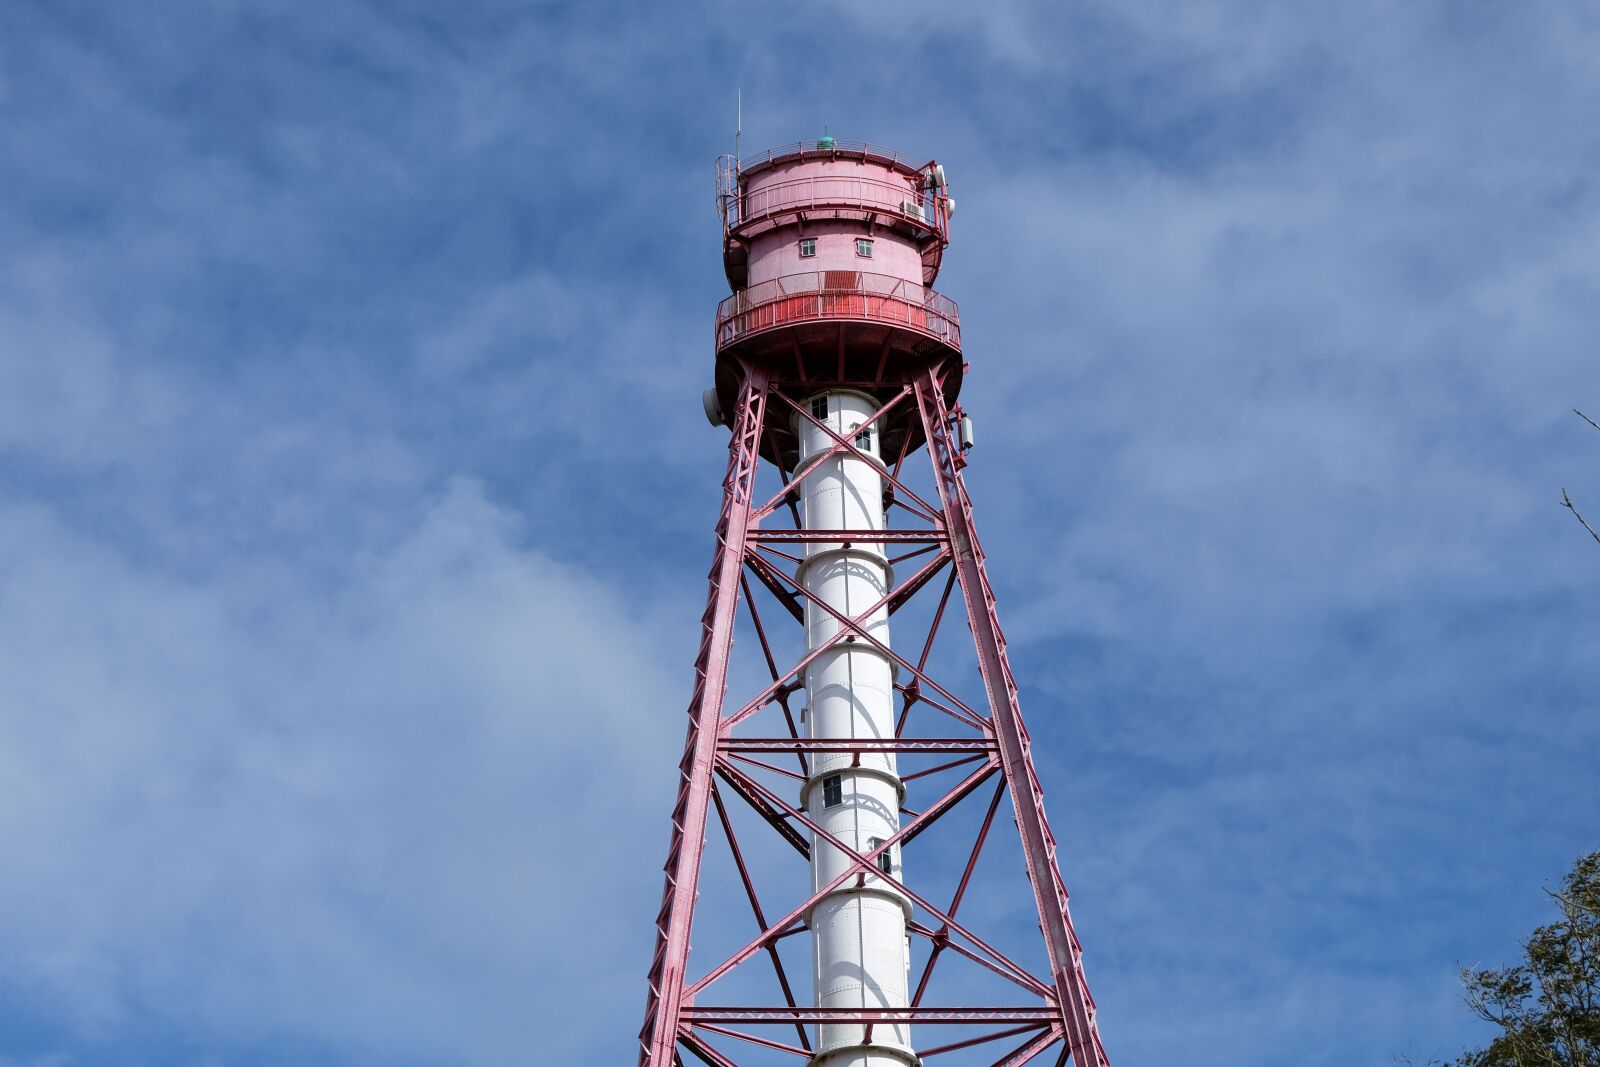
[725,142,951,1066]
[638,137,1110,1067]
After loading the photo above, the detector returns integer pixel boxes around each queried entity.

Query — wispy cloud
[0,1,1595,1064]
[0,479,679,1064]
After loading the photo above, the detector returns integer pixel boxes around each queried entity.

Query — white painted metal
[702,387,725,427]
[795,390,916,1067]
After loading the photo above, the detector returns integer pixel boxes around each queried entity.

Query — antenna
[735,88,742,162]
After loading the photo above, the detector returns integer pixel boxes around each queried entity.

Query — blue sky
[1,2,1597,1064]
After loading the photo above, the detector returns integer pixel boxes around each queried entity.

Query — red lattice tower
[638,139,1111,1067]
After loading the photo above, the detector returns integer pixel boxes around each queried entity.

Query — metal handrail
[725,172,937,235]
[715,271,961,352]
[738,140,928,174]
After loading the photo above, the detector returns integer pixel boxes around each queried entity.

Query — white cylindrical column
[796,391,916,1067]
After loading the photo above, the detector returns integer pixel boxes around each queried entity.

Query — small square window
[799,238,817,258]
[855,239,874,258]
[810,395,829,422]
[869,836,893,874]
[823,775,843,808]
[853,424,872,449]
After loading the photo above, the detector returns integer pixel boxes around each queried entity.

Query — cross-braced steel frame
[638,361,1110,1067]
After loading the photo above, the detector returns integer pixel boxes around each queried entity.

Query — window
[810,395,829,422]
[798,238,817,258]
[855,238,874,258]
[853,423,872,449]
[822,775,843,808]
[869,836,893,874]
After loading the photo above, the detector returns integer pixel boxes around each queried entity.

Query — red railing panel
[716,271,961,353]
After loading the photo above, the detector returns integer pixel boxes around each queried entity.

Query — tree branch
[1561,488,1600,546]
[1564,410,1600,547]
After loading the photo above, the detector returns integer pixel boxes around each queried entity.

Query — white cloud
[0,479,679,1064]
[1,1,1597,1063]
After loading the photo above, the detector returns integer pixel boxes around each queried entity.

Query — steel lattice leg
[916,370,1110,1067]
[638,367,769,1067]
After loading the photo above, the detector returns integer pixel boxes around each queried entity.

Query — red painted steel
[639,143,1108,1067]
[723,172,944,241]
[715,271,961,354]
[719,150,951,290]
[686,1009,1061,1025]
[638,371,770,1066]
[915,371,1111,1067]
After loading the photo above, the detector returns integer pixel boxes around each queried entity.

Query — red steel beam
[920,1022,1049,1058]
[899,753,989,782]
[771,388,947,526]
[685,1008,1058,1025]
[641,345,1113,1066]
[720,549,960,732]
[638,368,770,1067]
[711,759,1048,999]
[912,778,1009,1006]
[990,1025,1064,1067]
[916,370,1110,1067]
[752,387,916,521]
[713,763,809,859]
[709,786,810,1053]
[682,759,1028,1001]
[678,1030,740,1067]
[743,554,805,624]
[690,1023,811,1058]
[736,572,808,777]
[750,529,947,543]
[719,738,995,754]
[751,556,988,731]
[723,753,807,781]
